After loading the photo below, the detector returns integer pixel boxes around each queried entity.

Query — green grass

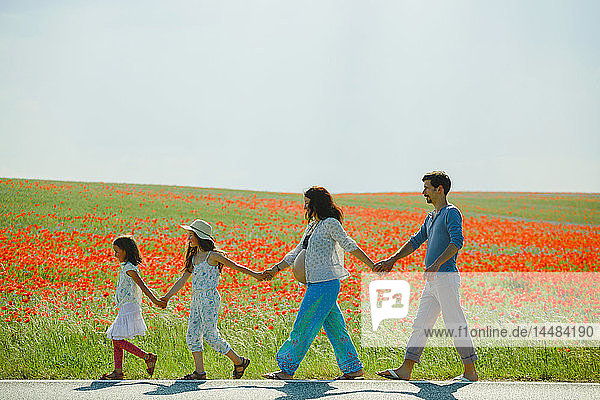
[2,310,598,381]
[3,178,599,228]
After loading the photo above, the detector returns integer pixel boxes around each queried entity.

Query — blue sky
[1,0,599,193]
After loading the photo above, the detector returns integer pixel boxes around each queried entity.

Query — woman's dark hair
[113,236,142,266]
[304,186,343,223]
[183,231,222,273]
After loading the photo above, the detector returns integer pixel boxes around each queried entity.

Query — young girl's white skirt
[106,302,147,340]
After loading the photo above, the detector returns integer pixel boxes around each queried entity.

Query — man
[374,171,478,381]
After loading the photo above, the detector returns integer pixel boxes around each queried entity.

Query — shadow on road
[271,381,382,399]
[144,381,270,396]
[406,381,472,400]
[74,380,262,396]
[74,379,472,399]
[269,380,472,400]
[144,380,209,395]
[74,381,121,391]
[149,380,402,399]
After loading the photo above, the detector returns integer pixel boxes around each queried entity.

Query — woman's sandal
[181,370,207,380]
[334,373,365,380]
[233,357,250,379]
[262,371,292,380]
[99,370,124,380]
[145,353,157,377]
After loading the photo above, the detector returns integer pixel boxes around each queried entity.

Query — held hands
[151,296,167,309]
[259,265,280,281]
[254,271,266,281]
[251,270,270,281]
[155,296,169,309]
[373,257,395,273]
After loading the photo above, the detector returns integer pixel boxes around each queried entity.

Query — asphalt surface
[1,380,599,400]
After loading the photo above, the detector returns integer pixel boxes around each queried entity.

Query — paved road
[1,380,599,400]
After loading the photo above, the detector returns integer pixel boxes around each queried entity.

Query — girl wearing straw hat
[161,219,261,380]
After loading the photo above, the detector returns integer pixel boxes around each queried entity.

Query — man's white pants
[405,272,478,364]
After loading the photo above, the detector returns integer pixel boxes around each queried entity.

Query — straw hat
[180,219,214,243]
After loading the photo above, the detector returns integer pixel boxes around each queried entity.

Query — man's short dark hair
[422,171,451,195]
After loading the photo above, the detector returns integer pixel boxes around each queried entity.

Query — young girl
[100,235,166,380]
[160,219,261,380]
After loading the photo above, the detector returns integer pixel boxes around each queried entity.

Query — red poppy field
[1,178,599,380]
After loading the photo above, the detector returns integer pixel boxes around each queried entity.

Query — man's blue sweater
[409,204,464,273]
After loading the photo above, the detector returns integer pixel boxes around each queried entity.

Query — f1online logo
[369,280,410,330]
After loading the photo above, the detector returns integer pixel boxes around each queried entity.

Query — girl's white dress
[186,251,231,354]
[106,262,147,340]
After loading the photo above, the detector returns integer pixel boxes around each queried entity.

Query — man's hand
[423,262,440,282]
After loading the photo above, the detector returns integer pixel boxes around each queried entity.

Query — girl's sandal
[181,371,207,380]
[99,370,124,380]
[233,357,250,379]
[145,353,157,377]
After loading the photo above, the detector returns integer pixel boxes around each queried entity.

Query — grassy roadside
[1,309,599,381]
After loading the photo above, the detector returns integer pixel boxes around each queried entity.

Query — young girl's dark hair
[304,186,343,223]
[113,236,143,266]
[183,232,223,273]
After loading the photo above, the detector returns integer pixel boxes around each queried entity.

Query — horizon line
[2,175,599,196]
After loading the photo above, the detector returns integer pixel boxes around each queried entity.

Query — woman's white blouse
[283,218,359,283]
[114,262,142,307]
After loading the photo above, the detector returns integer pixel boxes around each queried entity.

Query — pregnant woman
[262,186,376,380]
